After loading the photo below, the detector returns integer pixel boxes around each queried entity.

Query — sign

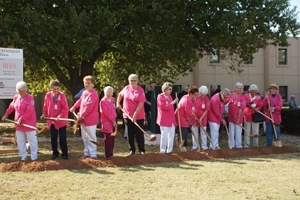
[0,47,23,99]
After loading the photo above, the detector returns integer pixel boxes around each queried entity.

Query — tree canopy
[1,0,299,97]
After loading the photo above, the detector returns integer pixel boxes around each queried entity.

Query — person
[178,85,189,101]
[117,74,146,155]
[243,84,263,147]
[99,86,117,158]
[176,86,199,149]
[193,86,210,150]
[40,80,69,160]
[210,83,221,98]
[208,88,231,149]
[74,88,86,100]
[144,83,156,130]
[262,83,283,147]
[228,82,246,148]
[70,75,99,159]
[1,81,38,161]
[289,95,298,108]
[156,82,178,153]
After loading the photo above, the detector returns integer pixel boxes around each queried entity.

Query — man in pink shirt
[2,81,38,161]
[41,80,69,160]
[156,82,178,153]
[117,74,146,155]
[228,82,246,148]
[193,86,210,150]
[100,86,117,158]
[175,86,199,149]
[208,88,231,149]
[70,75,99,159]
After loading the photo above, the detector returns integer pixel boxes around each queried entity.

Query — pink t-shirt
[120,85,146,120]
[207,93,224,124]
[43,91,69,129]
[243,93,263,122]
[262,94,282,124]
[228,92,246,124]
[6,94,37,132]
[175,94,194,128]
[194,95,210,127]
[156,93,177,127]
[100,97,117,133]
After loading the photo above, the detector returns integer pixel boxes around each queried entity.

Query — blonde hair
[83,75,95,84]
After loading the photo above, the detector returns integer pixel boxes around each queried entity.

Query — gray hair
[211,83,217,87]
[220,88,231,96]
[198,86,208,95]
[162,82,172,92]
[290,95,296,99]
[248,84,258,91]
[16,81,27,92]
[104,86,114,93]
[235,82,244,88]
[128,74,138,81]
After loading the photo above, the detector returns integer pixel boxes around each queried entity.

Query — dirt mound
[0,146,297,172]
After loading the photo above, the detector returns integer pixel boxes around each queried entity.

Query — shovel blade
[90,140,104,147]
[147,135,157,141]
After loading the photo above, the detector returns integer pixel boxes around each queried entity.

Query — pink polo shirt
[207,93,224,124]
[228,92,246,124]
[175,94,193,128]
[70,89,99,126]
[194,95,210,127]
[262,94,282,124]
[120,85,146,120]
[100,97,117,133]
[156,93,177,127]
[243,93,263,122]
[5,94,37,132]
[42,91,69,129]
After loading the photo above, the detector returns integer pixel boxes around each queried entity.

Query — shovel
[191,112,215,150]
[120,108,157,141]
[5,119,40,135]
[111,123,122,137]
[43,117,75,122]
[227,115,258,138]
[266,95,281,147]
[72,112,104,146]
[175,92,187,152]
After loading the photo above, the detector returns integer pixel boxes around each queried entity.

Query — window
[210,49,220,63]
[243,56,254,65]
[243,85,250,93]
[279,86,288,102]
[278,49,287,65]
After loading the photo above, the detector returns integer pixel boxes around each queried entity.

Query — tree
[1,0,299,97]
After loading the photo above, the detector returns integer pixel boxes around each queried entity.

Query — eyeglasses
[130,80,137,82]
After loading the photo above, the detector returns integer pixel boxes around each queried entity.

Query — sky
[290,0,300,20]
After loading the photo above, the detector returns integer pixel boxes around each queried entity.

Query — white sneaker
[244,145,249,148]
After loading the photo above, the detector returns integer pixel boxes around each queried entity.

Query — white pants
[160,124,175,153]
[81,125,97,157]
[16,130,38,160]
[229,122,242,148]
[244,121,259,147]
[200,126,208,150]
[208,122,220,149]
[191,125,199,149]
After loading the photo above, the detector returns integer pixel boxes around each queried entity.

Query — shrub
[281,108,300,134]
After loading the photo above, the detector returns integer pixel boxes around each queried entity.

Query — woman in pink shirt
[156,82,178,153]
[100,86,117,158]
[208,88,231,149]
[193,86,210,150]
[243,84,263,147]
[2,81,38,161]
[262,83,283,147]
[41,80,69,160]
[175,86,199,149]
[117,74,146,155]
[228,82,246,148]
[70,75,99,159]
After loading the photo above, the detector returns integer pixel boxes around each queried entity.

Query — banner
[0,47,23,99]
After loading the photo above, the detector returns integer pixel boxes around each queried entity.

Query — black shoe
[51,154,59,160]
[61,155,68,160]
[127,151,135,156]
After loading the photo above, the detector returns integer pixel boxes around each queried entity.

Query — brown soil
[0,146,297,172]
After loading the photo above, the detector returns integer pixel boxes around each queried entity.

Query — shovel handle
[266,95,278,141]
[44,117,75,122]
[5,119,39,131]
[72,112,97,142]
[227,114,254,138]
[175,92,184,147]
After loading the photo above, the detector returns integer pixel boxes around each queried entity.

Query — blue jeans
[266,123,281,146]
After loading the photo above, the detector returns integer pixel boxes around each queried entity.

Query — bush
[281,108,300,134]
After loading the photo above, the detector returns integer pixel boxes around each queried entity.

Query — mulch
[0,146,297,172]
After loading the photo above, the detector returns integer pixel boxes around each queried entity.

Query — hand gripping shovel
[5,119,40,136]
[120,108,156,141]
[227,115,258,138]
[37,117,76,135]
[266,95,281,147]
[191,112,215,150]
[72,112,104,146]
[175,92,187,152]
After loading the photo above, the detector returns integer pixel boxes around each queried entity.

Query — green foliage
[1,0,299,96]
[281,108,300,134]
